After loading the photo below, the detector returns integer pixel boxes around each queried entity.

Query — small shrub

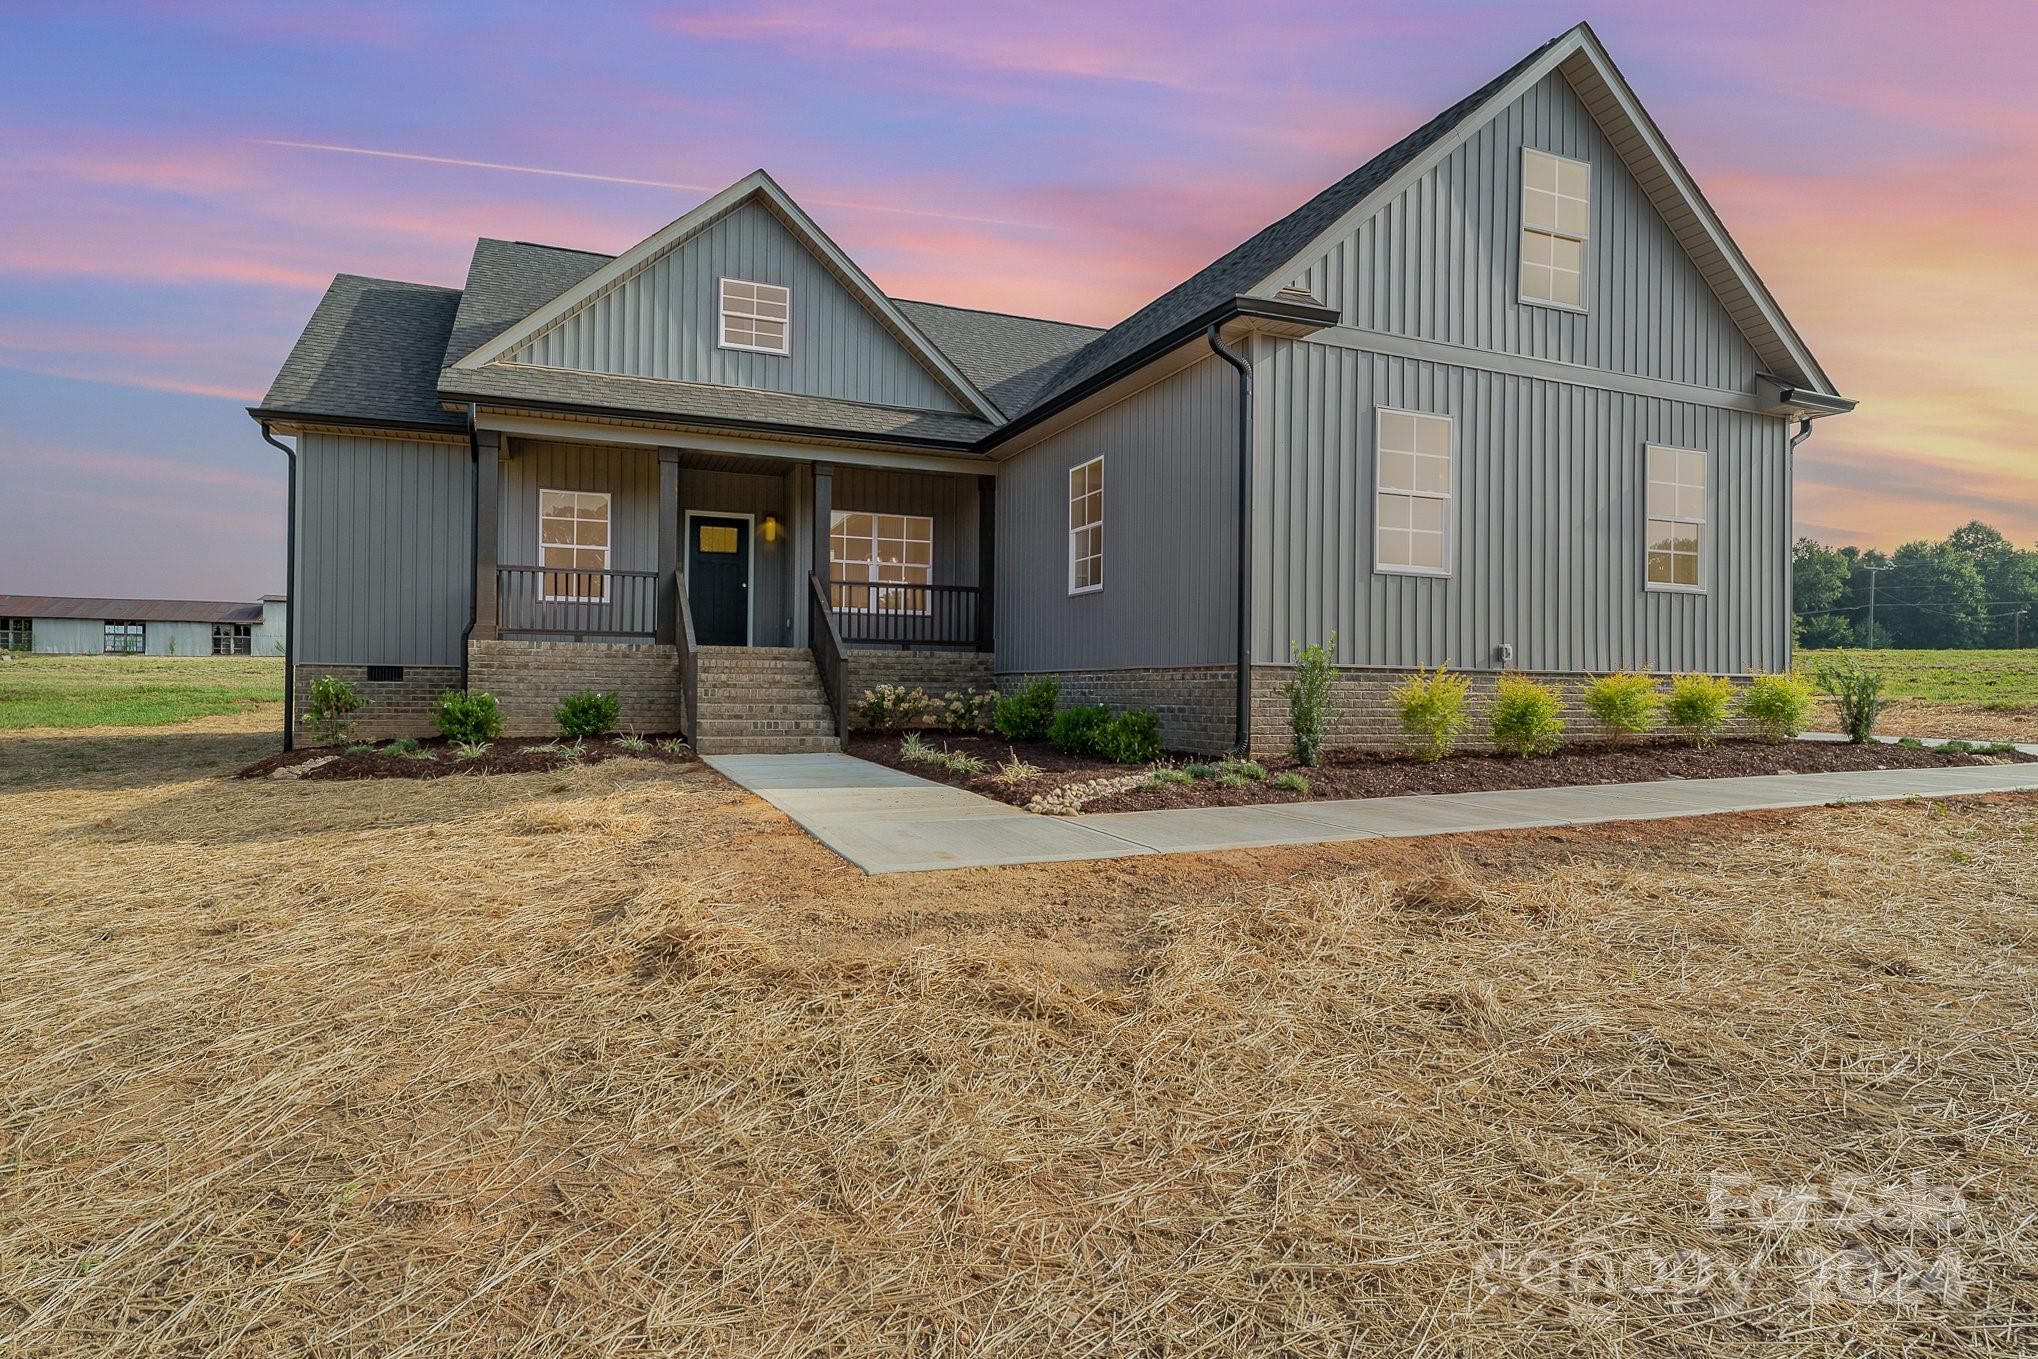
[945,751,988,775]
[1048,703,1112,757]
[1185,762,1216,780]
[1273,770,1309,793]
[858,684,930,733]
[656,738,687,755]
[1895,736,1924,750]
[383,737,421,755]
[938,689,997,734]
[993,678,1059,741]
[1580,672,1662,741]
[1938,739,1975,756]
[1391,664,1470,762]
[555,689,620,739]
[302,675,362,745]
[532,739,584,761]
[1488,674,1564,757]
[993,751,1043,785]
[1665,674,1735,748]
[1214,771,1251,789]
[1216,757,1267,781]
[1811,652,1888,743]
[616,733,650,753]
[344,743,376,756]
[453,741,491,761]
[1096,708,1162,765]
[1981,742,2018,756]
[1739,673,1816,744]
[1148,766,1193,786]
[1285,634,1337,767]
[900,731,939,763]
[432,689,502,743]
[399,746,436,762]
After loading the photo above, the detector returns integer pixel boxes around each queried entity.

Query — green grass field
[1797,648,2038,710]
[0,655,284,730]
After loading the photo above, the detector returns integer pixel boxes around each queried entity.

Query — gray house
[0,595,286,657]
[252,23,1851,754]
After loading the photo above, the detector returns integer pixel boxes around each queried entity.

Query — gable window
[539,489,611,602]
[1,617,29,651]
[719,278,790,355]
[1375,408,1452,576]
[1645,445,1706,591]
[1068,456,1103,594]
[830,511,933,613]
[1520,148,1590,309]
[212,622,252,655]
[103,621,144,654]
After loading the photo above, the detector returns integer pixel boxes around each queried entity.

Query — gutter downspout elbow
[259,422,298,752]
[1206,323,1253,758]
[1788,417,1813,454]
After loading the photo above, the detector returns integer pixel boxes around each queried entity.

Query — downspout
[458,402,479,692]
[1785,418,1812,661]
[1788,417,1813,454]
[259,422,297,752]
[1206,323,1253,758]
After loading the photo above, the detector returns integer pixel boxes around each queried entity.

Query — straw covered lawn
[4,712,2036,1355]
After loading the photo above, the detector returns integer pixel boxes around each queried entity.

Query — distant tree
[1792,537,1853,646]
[1946,520,2038,647]
[1883,541,1988,648]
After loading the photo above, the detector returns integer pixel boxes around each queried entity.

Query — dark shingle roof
[441,239,612,371]
[891,300,1102,419]
[0,595,270,624]
[1016,37,1557,418]
[256,275,464,429]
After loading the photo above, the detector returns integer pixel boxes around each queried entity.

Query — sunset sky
[4,1,2034,599]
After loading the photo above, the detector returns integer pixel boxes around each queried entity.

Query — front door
[686,514,751,645]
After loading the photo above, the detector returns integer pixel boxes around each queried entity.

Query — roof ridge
[892,296,1103,332]
[332,272,462,293]
[501,239,616,258]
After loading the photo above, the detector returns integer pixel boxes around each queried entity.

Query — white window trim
[1372,407,1454,579]
[1643,443,1708,595]
[1518,146,1591,314]
[539,488,612,604]
[718,277,791,356]
[829,510,935,616]
[1067,455,1103,596]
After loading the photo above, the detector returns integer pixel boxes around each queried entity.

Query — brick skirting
[293,663,462,742]
[468,639,684,737]
[845,649,996,719]
[995,666,1238,755]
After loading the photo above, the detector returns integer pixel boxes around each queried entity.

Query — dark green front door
[686,515,750,646]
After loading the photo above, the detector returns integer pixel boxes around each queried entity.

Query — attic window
[1520,148,1590,309]
[719,278,790,355]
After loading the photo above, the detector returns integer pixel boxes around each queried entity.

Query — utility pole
[2016,608,2029,650]
[1861,561,1893,646]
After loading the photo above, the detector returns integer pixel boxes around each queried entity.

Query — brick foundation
[467,640,684,737]
[293,663,462,742]
[996,666,1238,755]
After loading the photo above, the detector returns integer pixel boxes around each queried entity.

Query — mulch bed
[239,735,694,782]
[847,731,2034,814]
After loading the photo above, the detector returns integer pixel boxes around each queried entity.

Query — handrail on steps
[807,573,849,743]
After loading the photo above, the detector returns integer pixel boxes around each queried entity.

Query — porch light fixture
[760,514,781,544]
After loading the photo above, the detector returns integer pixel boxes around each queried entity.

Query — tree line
[1794,521,2038,650]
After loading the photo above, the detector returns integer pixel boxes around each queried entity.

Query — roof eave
[435,391,991,456]
[247,406,465,437]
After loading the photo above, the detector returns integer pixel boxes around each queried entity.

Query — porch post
[811,461,833,592]
[976,474,995,655]
[472,430,501,640]
[656,447,680,645]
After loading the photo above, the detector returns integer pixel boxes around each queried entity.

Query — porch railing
[676,570,700,743]
[825,579,983,649]
[808,574,850,743]
[497,566,660,640]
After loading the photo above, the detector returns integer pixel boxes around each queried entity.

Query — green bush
[1184,763,1216,780]
[432,689,502,743]
[383,737,421,755]
[1391,664,1470,762]
[1096,708,1162,764]
[992,678,1059,741]
[1810,652,1889,744]
[900,731,939,763]
[1216,758,1267,781]
[1580,672,1663,741]
[1665,674,1735,748]
[1048,703,1112,757]
[555,689,621,739]
[1148,767,1193,786]
[857,684,930,733]
[1739,673,1816,744]
[1284,634,1337,767]
[1273,771,1309,793]
[1488,674,1564,757]
[938,688,998,734]
[302,675,362,745]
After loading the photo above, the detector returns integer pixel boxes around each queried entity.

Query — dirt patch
[848,731,2032,813]
[1823,696,2037,743]
[238,734,694,781]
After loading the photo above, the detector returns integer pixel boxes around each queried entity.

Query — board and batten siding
[511,200,965,414]
[1276,68,1760,394]
[1252,337,1792,676]
[294,432,471,668]
[680,467,793,647]
[995,356,1239,673]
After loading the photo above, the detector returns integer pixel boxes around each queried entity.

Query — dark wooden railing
[676,572,700,743]
[808,574,849,743]
[825,579,982,648]
[497,566,660,639]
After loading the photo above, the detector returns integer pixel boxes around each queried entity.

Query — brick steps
[690,646,841,755]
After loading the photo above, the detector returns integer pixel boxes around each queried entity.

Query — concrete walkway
[706,749,2038,875]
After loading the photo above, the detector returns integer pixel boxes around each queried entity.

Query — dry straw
[2,714,2035,1354]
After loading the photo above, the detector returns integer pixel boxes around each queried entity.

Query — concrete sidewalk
[706,750,2038,875]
